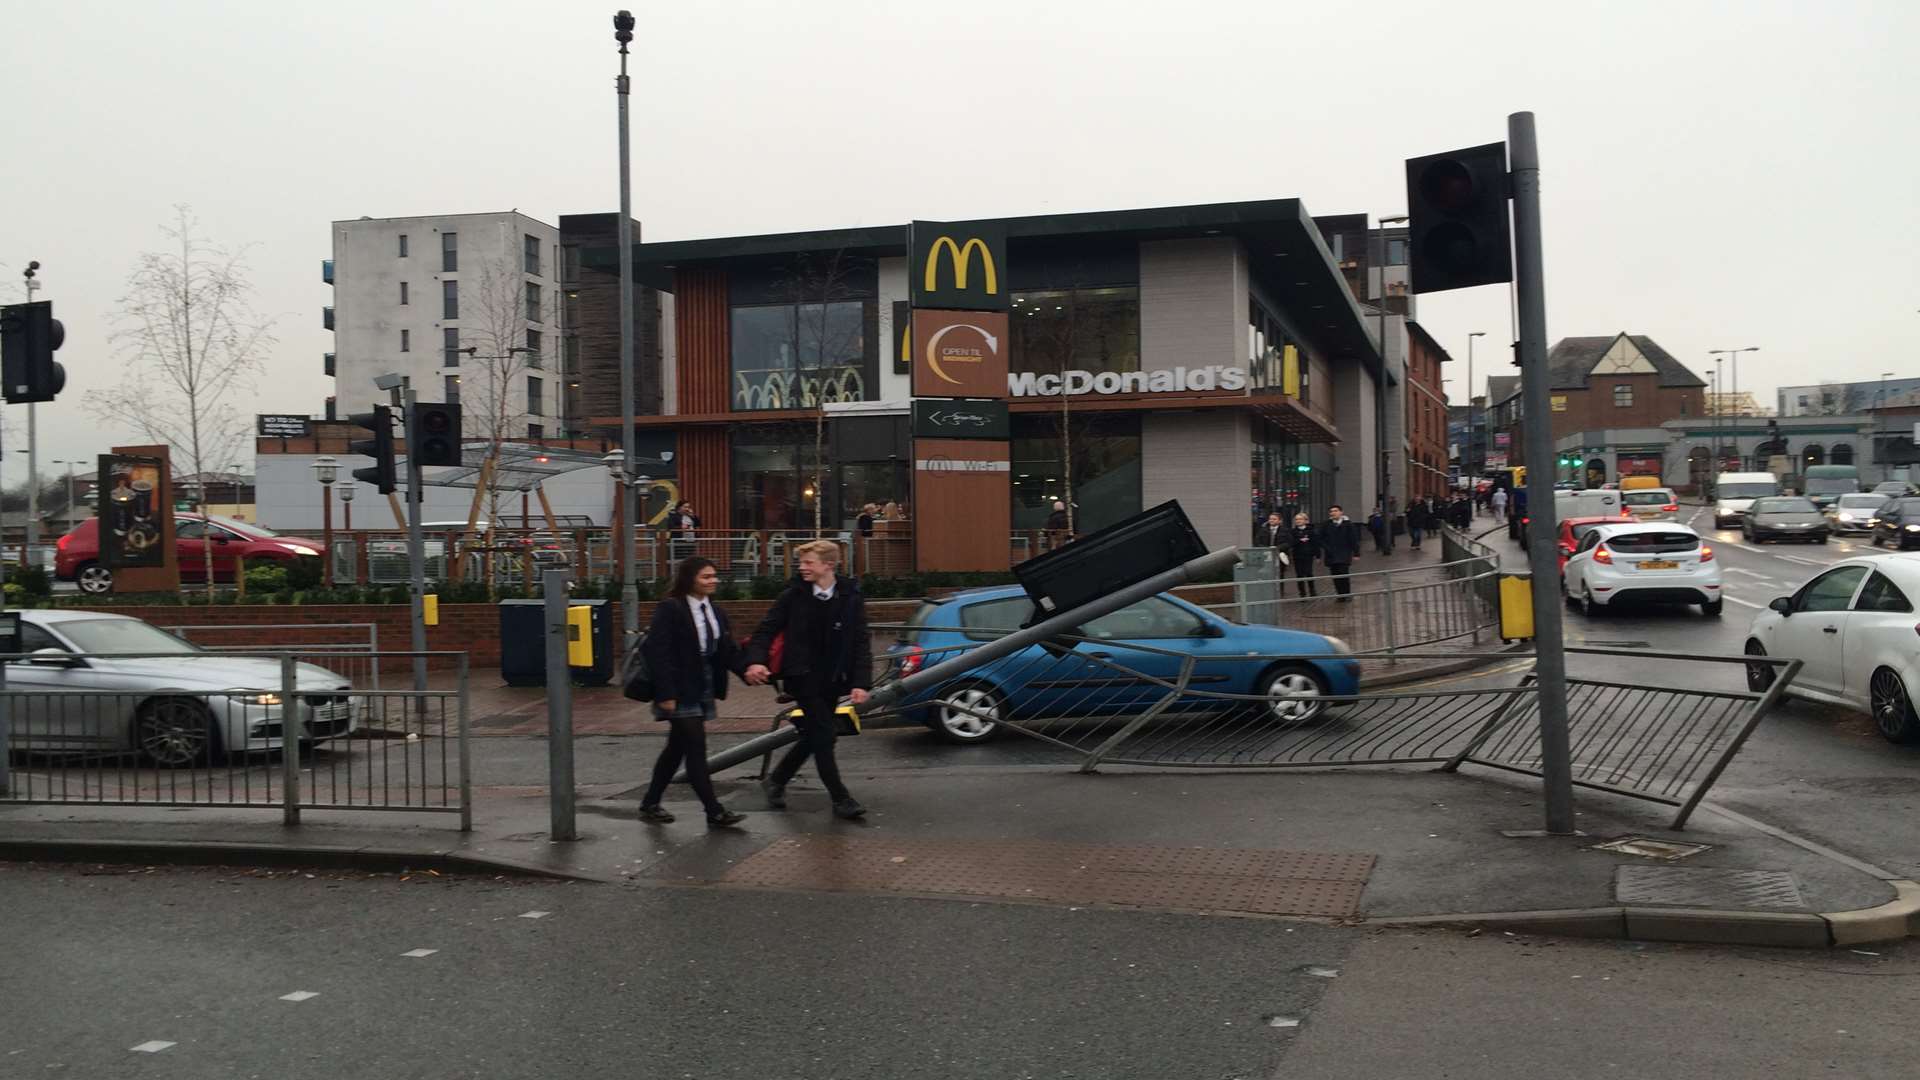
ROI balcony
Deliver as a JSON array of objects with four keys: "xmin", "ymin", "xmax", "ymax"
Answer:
[
  {"xmin": 321, "ymin": 259, "xmax": 334, "ymax": 285},
  {"xmin": 322, "ymin": 306, "xmax": 334, "ymax": 331}
]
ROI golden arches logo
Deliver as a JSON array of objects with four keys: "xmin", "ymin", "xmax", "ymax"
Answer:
[{"xmin": 923, "ymin": 236, "xmax": 998, "ymax": 295}]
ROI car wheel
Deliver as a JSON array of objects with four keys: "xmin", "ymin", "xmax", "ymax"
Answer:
[
  {"xmin": 1744, "ymin": 641, "xmax": 1773, "ymax": 693},
  {"xmin": 1580, "ymin": 585, "xmax": 1604, "ymax": 617},
  {"xmin": 134, "ymin": 697, "xmax": 221, "ymax": 767},
  {"xmin": 1258, "ymin": 664, "xmax": 1331, "ymax": 726},
  {"xmin": 76, "ymin": 562, "xmax": 113, "ymax": 595},
  {"xmin": 1701, "ymin": 597, "xmax": 1723, "ymax": 617},
  {"xmin": 928, "ymin": 682, "xmax": 1005, "ymax": 745},
  {"xmin": 1870, "ymin": 669, "xmax": 1920, "ymax": 745}
]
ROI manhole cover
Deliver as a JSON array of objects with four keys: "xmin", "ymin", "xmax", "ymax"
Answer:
[
  {"xmin": 1592, "ymin": 837, "xmax": 1712, "ymax": 861},
  {"xmin": 1614, "ymin": 866, "xmax": 1806, "ymax": 910}
]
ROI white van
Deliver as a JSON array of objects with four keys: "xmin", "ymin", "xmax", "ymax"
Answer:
[
  {"xmin": 1712, "ymin": 472, "xmax": 1782, "ymax": 528},
  {"xmin": 1555, "ymin": 488, "xmax": 1623, "ymax": 518}
]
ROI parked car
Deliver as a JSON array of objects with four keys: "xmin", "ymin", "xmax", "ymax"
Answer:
[
  {"xmin": 5, "ymin": 610, "xmax": 356, "ymax": 765},
  {"xmin": 883, "ymin": 586, "xmax": 1361, "ymax": 744},
  {"xmin": 1827, "ymin": 493, "xmax": 1891, "ymax": 535},
  {"xmin": 1742, "ymin": 496, "xmax": 1831, "ymax": 544},
  {"xmin": 55, "ymin": 515, "xmax": 325, "ymax": 596},
  {"xmin": 1742, "ymin": 554, "xmax": 1920, "ymax": 742},
  {"xmin": 1869, "ymin": 497, "xmax": 1920, "ymax": 551},
  {"xmin": 1620, "ymin": 488, "xmax": 1680, "ymax": 523},
  {"xmin": 1562, "ymin": 522, "xmax": 1722, "ymax": 617},
  {"xmin": 1555, "ymin": 514, "xmax": 1635, "ymax": 573},
  {"xmin": 1870, "ymin": 481, "xmax": 1916, "ymax": 498}
]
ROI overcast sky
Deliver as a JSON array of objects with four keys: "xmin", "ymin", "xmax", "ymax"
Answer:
[{"xmin": 3, "ymin": 0, "xmax": 1915, "ymax": 489}]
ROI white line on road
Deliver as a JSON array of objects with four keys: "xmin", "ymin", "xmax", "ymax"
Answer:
[
  {"xmin": 280, "ymin": 991, "xmax": 320, "ymax": 1002},
  {"xmin": 1722, "ymin": 595, "xmax": 1765, "ymax": 609},
  {"xmin": 1724, "ymin": 567, "xmax": 1773, "ymax": 579},
  {"xmin": 401, "ymin": 948, "xmax": 439, "ymax": 958},
  {"xmin": 130, "ymin": 1042, "xmax": 176, "ymax": 1054}
]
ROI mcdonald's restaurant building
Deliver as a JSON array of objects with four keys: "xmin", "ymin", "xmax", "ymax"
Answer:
[{"xmin": 591, "ymin": 200, "xmax": 1386, "ymax": 572}]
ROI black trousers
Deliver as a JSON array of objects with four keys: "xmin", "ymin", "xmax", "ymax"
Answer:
[
  {"xmin": 1327, "ymin": 561, "xmax": 1353, "ymax": 597},
  {"xmin": 642, "ymin": 706, "xmax": 724, "ymax": 816},
  {"xmin": 769, "ymin": 692, "xmax": 851, "ymax": 802},
  {"xmin": 1292, "ymin": 557, "xmax": 1317, "ymax": 598}
]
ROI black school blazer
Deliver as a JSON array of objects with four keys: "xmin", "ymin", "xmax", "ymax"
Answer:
[{"xmin": 640, "ymin": 597, "xmax": 746, "ymax": 705}]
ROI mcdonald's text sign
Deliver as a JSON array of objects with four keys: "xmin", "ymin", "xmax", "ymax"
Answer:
[{"xmin": 911, "ymin": 221, "xmax": 1008, "ymax": 311}]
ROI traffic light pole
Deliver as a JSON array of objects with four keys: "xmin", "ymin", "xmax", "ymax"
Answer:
[
  {"xmin": 391, "ymin": 386, "xmax": 429, "ymax": 702},
  {"xmin": 1510, "ymin": 110, "xmax": 1576, "ymax": 835}
]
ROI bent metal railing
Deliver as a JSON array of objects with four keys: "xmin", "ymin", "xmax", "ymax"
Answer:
[
  {"xmin": 0, "ymin": 650, "xmax": 471, "ymax": 829},
  {"xmin": 867, "ymin": 635, "xmax": 1798, "ymax": 830}
]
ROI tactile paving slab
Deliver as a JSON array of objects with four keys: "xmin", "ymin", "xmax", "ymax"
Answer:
[
  {"xmin": 1614, "ymin": 865, "xmax": 1807, "ymax": 910},
  {"xmin": 720, "ymin": 835, "xmax": 1374, "ymax": 917}
]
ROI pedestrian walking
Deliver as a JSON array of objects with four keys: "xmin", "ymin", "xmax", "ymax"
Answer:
[
  {"xmin": 1490, "ymin": 487, "xmax": 1508, "ymax": 522},
  {"xmin": 1369, "ymin": 505, "xmax": 1391, "ymax": 556},
  {"xmin": 1253, "ymin": 510, "xmax": 1288, "ymax": 550},
  {"xmin": 1407, "ymin": 498, "xmax": 1430, "ymax": 551},
  {"xmin": 667, "ymin": 500, "xmax": 700, "ymax": 563},
  {"xmin": 1319, "ymin": 505, "xmax": 1364, "ymax": 601},
  {"xmin": 744, "ymin": 539, "xmax": 872, "ymax": 820},
  {"xmin": 637, "ymin": 558, "xmax": 748, "ymax": 828},
  {"xmin": 1045, "ymin": 500, "xmax": 1072, "ymax": 549},
  {"xmin": 1286, "ymin": 511, "xmax": 1320, "ymax": 598}
]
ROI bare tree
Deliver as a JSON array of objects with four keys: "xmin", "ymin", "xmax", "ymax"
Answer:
[
  {"xmin": 93, "ymin": 206, "xmax": 274, "ymax": 592},
  {"xmin": 455, "ymin": 256, "xmax": 559, "ymax": 526},
  {"xmin": 1023, "ymin": 284, "xmax": 1133, "ymax": 535},
  {"xmin": 777, "ymin": 251, "xmax": 867, "ymax": 534}
]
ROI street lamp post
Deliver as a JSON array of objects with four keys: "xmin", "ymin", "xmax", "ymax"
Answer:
[
  {"xmin": 1376, "ymin": 214, "xmax": 1408, "ymax": 532},
  {"xmin": 1466, "ymin": 330, "xmax": 1486, "ymax": 477},
  {"xmin": 1709, "ymin": 347, "xmax": 1759, "ymax": 469},
  {"xmin": 614, "ymin": 10, "xmax": 641, "ymax": 663},
  {"xmin": 312, "ymin": 456, "xmax": 338, "ymax": 586}
]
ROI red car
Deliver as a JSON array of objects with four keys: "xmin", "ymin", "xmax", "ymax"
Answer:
[
  {"xmin": 1555, "ymin": 514, "xmax": 1635, "ymax": 573},
  {"xmin": 56, "ymin": 514, "xmax": 325, "ymax": 595}
]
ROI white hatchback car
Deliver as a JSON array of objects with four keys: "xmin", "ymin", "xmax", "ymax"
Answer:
[
  {"xmin": 1562, "ymin": 522, "xmax": 1723, "ymax": 617},
  {"xmin": 1742, "ymin": 554, "xmax": 1920, "ymax": 743}
]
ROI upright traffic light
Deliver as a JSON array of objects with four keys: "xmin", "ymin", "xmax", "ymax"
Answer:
[
  {"xmin": 409, "ymin": 402, "xmax": 462, "ymax": 467},
  {"xmin": 0, "ymin": 300, "xmax": 67, "ymax": 403},
  {"xmin": 348, "ymin": 405, "xmax": 396, "ymax": 493},
  {"xmin": 1404, "ymin": 142, "xmax": 1513, "ymax": 294}
]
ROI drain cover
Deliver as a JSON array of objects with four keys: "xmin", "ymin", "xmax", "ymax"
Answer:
[
  {"xmin": 1592, "ymin": 837, "xmax": 1712, "ymax": 861},
  {"xmin": 1614, "ymin": 866, "xmax": 1806, "ymax": 910}
]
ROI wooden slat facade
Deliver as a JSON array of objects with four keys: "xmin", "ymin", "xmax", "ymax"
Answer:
[{"xmin": 675, "ymin": 268, "xmax": 731, "ymax": 416}]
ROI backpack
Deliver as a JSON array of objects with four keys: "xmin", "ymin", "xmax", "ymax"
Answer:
[{"xmin": 621, "ymin": 633, "xmax": 655, "ymax": 702}]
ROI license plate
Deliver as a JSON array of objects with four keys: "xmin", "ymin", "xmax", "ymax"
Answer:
[{"xmin": 1638, "ymin": 559, "xmax": 1679, "ymax": 570}]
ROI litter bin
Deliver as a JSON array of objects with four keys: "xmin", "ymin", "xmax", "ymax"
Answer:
[{"xmin": 498, "ymin": 598, "xmax": 616, "ymax": 687}]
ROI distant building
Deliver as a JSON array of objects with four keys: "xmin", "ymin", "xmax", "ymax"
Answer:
[
  {"xmin": 1704, "ymin": 391, "xmax": 1769, "ymax": 417},
  {"xmin": 1486, "ymin": 334, "xmax": 1706, "ymax": 479},
  {"xmin": 1778, "ymin": 377, "xmax": 1920, "ymax": 418}
]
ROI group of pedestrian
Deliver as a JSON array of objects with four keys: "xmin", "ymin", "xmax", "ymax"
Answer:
[
  {"xmin": 1253, "ymin": 506, "xmax": 1366, "ymax": 600},
  {"xmin": 636, "ymin": 539, "xmax": 871, "ymax": 828}
]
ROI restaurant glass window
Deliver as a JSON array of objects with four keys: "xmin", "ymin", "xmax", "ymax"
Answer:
[
  {"xmin": 731, "ymin": 424, "xmax": 824, "ymax": 532},
  {"xmin": 729, "ymin": 301, "xmax": 872, "ymax": 410},
  {"xmin": 1251, "ymin": 420, "xmax": 1334, "ymax": 523},
  {"xmin": 1010, "ymin": 414, "xmax": 1141, "ymax": 533},
  {"xmin": 1008, "ymin": 287, "xmax": 1139, "ymax": 377}
]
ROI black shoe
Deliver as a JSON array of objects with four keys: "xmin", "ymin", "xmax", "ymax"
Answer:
[
  {"xmin": 639, "ymin": 804, "xmax": 675, "ymax": 823},
  {"xmin": 832, "ymin": 798, "xmax": 867, "ymax": 820},
  {"xmin": 706, "ymin": 809, "xmax": 746, "ymax": 828},
  {"xmin": 761, "ymin": 778, "xmax": 787, "ymax": 809}
]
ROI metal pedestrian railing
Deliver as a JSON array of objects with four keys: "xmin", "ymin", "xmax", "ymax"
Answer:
[
  {"xmin": 0, "ymin": 650, "xmax": 471, "ymax": 829},
  {"xmin": 163, "ymin": 622, "xmax": 383, "ymax": 691},
  {"xmin": 868, "ymin": 633, "xmax": 1799, "ymax": 830}
]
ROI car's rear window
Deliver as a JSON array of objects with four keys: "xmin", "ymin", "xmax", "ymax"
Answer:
[
  {"xmin": 1569, "ymin": 522, "xmax": 1619, "ymax": 543},
  {"xmin": 1622, "ymin": 491, "xmax": 1672, "ymax": 506},
  {"xmin": 1752, "ymin": 498, "xmax": 1816, "ymax": 514},
  {"xmin": 1900, "ymin": 499, "xmax": 1920, "ymax": 516},
  {"xmin": 956, "ymin": 596, "xmax": 1032, "ymax": 642},
  {"xmin": 1605, "ymin": 531, "xmax": 1700, "ymax": 553},
  {"xmin": 1838, "ymin": 494, "xmax": 1889, "ymax": 508}
]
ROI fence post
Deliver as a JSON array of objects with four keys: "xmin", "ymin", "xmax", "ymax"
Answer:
[
  {"xmin": 280, "ymin": 654, "xmax": 301, "ymax": 826},
  {"xmin": 457, "ymin": 651, "xmax": 473, "ymax": 832},
  {"xmin": 1381, "ymin": 569, "xmax": 1399, "ymax": 662},
  {"xmin": 543, "ymin": 569, "xmax": 577, "ymax": 842},
  {"xmin": 0, "ymin": 642, "xmax": 11, "ymax": 796}
]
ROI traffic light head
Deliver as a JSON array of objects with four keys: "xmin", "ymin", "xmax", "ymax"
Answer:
[
  {"xmin": 1405, "ymin": 142, "xmax": 1513, "ymax": 294},
  {"xmin": 410, "ymin": 402, "xmax": 462, "ymax": 467},
  {"xmin": 0, "ymin": 301, "xmax": 67, "ymax": 404},
  {"xmin": 348, "ymin": 405, "xmax": 397, "ymax": 494}
]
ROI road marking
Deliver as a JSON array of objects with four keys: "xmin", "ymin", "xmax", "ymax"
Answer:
[
  {"xmin": 130, "ymin": 1042, "xmax": 176, "ymax": 1054},
  {"xmin": 518, "ymin": 910, "xmax": 551, "ymax": 919},
  {"xmin": 401, "ymin": 948, "xmax": 439, "ymax": 958},
  {"xmin": 279, "ymin": 991, "xmax": 319, "ymax": 1002},
  {"xmin": 1722, "ymin": 595, "xmax": 1765, "ymax": 609},
  {"xmin": 1724, "ymin": 567, "xmax": 1773, "ymax": 579}
]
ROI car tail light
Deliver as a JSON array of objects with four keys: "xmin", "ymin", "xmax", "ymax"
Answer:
[
  {"xmin": 898, "ymin": 650, "xmax": 924, "ymax": 677},
  {"xmin": 1699, "ymin": 544, "xmax": 1715, "ymax": 563},
  {"xmin": 56, "ymin": 533, "xmax": 69, "ymax": 552},
  {"xmin": 1593, "ymin": 545, "xmax": 1613, "ymax": 564},
  {"xmin": 1662, "ymin": 503, "xmax": 1678, "ymax": 512}
]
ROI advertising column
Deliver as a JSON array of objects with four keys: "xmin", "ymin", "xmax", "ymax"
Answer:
[{"xmin": 909, "ymin": 221, "xmax": 1011, "ymax": 571}]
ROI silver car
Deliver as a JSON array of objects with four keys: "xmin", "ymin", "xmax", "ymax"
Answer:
[{"xmin": 6, "ymin": 611, "xmax": 356, "ymax": 767}]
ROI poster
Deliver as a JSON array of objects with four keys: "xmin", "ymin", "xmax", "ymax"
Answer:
[{"xmin": 98, "ymin": 454, "xmax": 165, "ymax": 569}]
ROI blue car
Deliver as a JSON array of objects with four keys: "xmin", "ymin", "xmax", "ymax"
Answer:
[{"xmin": 885, "ymin": 585, "xmax": 1361, "ymax": 744}]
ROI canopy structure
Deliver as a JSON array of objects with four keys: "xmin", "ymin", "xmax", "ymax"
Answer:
[{"xmin": 413, "ymin": 442, "xmax": 673, "ymax": 492}]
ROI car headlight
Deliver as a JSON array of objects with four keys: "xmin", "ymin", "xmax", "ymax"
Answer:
[
  {"xmin": 1907, "ymin": 525, "xmax": 1920, "ymax": 532},
  {"xmin": 1837, "ymin": 513, "xmax": 1854, "ymax": 521},
  {"xmin": 1323, "ymin": 636, "xmax": 1354, "ymax": 654},
  {"xmin": 235, "ymin": 692, "xmax": 283, "ymax": 706}
]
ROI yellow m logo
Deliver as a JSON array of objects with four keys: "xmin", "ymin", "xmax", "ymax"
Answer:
[{"xmin": 923, "ymin": 236, "xmax": 998, "ymax": 295}]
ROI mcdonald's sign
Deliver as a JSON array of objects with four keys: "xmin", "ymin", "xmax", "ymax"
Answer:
[{"xmin": 910, "ymin": 220, "xmax": 1009, "ymax": 312}]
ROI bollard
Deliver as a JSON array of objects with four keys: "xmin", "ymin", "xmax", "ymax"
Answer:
[
  {"xmin": 1381, "ymin": 569, "xmax": 1399, "ymax": 662},
  {"xmin": 544, "ymin": 569, "xmax": 577, "ymax": 842}
]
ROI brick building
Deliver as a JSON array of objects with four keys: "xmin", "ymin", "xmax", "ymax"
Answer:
[
  {"xmin": 1489, "ymin": 334, "xmax": 1705, "ymax": 479},
  {"xmin": 1404, "ymin": 321, "xmax": 1452, "ymax": 500}
]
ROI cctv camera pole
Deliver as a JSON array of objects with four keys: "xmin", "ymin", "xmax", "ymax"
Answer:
[
  {"xmin": 1511, "ymin": 111, "xmax": 1575, "ymax": 835},
  {"xmin": 613, "ymin": 10, "xmax": 641, "ymax": 663}
]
